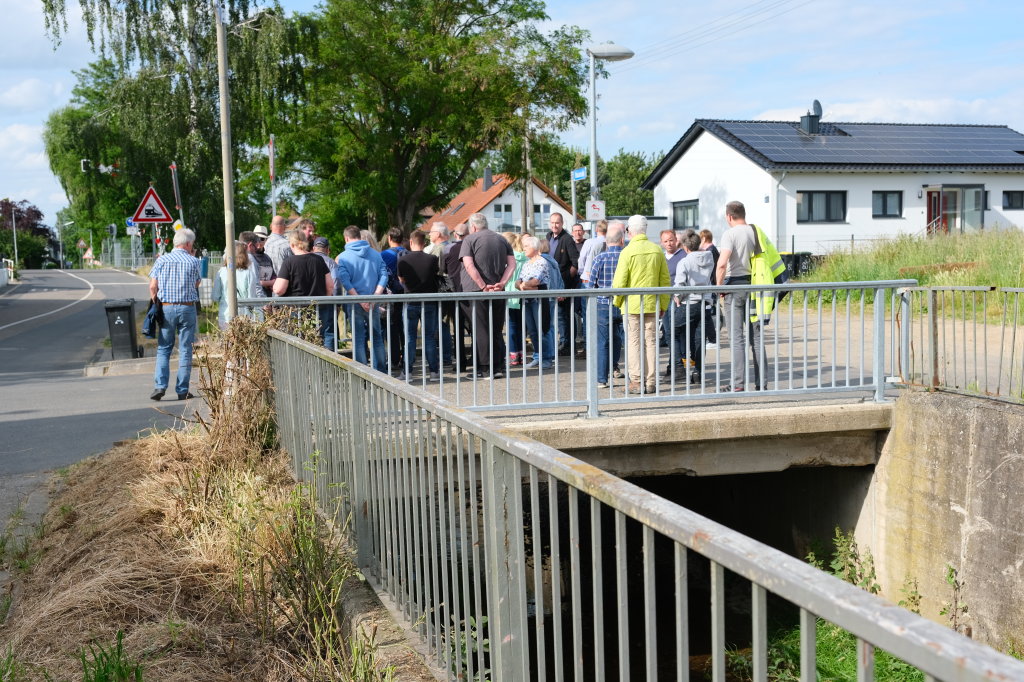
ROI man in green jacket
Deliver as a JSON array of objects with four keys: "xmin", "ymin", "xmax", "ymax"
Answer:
[{"xmin": 612, "ymin": 215, "xmax": 671, "ymax": 394}]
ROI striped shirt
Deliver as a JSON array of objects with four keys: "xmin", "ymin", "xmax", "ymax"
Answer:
[
  {"xmin": 264, "ymin": 233, "xmax": 292, "ymax": 273},
  {"xmin": 586, "ymin": 245, "xmax": 623, "ymax": 306},
  {"xmin": 150, "ymin": 247, "xmax": 201, "ymax": 303}
]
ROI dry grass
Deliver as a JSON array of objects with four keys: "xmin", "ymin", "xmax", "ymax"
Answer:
[{"xmin": 0, "ymin": 315, "xmax": 397, "ymax": 681}]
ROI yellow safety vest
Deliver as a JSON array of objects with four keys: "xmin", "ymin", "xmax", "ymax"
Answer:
[{"xmin": 749, "ymin": 224, "xmax": 787, "ymax": 323}]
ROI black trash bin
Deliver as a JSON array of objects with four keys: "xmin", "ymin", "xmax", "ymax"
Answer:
[{"xmin": 104, "ymin": 298, "xmax": 143, "ymax": 360}]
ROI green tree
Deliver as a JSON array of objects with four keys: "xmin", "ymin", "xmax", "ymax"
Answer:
[
  {"xmin": 0, "ymin": 199, "xmax": 52, "ymax": 268},
  {"xmin": 41, "ymin": 1, "xmax": 296, "ymax": 248},
  {"xmin": 600, "ymin": 149, "xmax": 658, "ymax": 216},
  {"xmin": 286, "ymin": 0, "xmax": 590, "ymax": 234}
]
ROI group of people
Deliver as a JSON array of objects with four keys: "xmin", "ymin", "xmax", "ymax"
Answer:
[{"xmin": 149, "ymin": 200, "xmax": 778, "ymax": 400}]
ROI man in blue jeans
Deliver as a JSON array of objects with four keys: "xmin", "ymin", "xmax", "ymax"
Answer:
[
  {"xmin": 337, "ymin": 225, "xmax": 389, "ymax": 371},
  {"xmin": 586, "ymin": 221, "xmax": 626, "ymax": 388},
  {"xmin": 397, "ymin": 230, "xmax": 441, "ymax": 381},
  {"xmin": 149, "ymin": 228, "xmax": 201, "ymax": 401}
]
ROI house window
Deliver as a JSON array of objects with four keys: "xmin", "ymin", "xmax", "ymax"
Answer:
[
  {"xmin": 1003, "ymin": 191, "xmax": 1024, "ymax": 210},
  {"xmin": 533, "ymin": 203, "xmax": 551, "ymax": 227},
  {"xmin": 493, "ymin": 203, "xmax": 513, "ymax": 222},
  {"xmin": 672, "ymin": 200, "xmax": 699, "ymax": 229},
  {"xmin": 872, "ymin": 191, "xmax": 902, "ymax": 218},
  {"xmin": 797, "ymin": 191, "xmax": 846, "ymax": 222}
]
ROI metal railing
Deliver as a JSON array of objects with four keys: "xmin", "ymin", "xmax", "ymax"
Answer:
[
  {"xmin": 268, "ymin": 329, "xmax": 1024, "ymax": 681},
  {"xmin": 899, "ymin": 286, "xmax": 1024, "ymax": 402},
  {"xmin": 244, "ymin": 280, "xmax": 915, "ymax": 415}
]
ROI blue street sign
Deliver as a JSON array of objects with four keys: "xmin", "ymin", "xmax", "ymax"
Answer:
[
  {"xmin": 571, "ymin": 167, "xmax": 587, "ymax": 181},
  {"xmin": 126, "ymin": 218, "xmax": 135, "ymax": 227}
]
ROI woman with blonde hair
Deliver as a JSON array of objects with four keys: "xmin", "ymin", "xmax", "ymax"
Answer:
[{"xmin": 212, "ymin": 241, "xmax": 263, "ymax": 328}]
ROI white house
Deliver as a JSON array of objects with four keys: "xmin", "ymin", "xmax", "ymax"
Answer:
[
  {"xmin": 421, "ymin": 172, "xmax": 578, "ymax": 234},
  {"xmin": 641, "ymin": 110, "xmax": 1024, "ymax": 253}
]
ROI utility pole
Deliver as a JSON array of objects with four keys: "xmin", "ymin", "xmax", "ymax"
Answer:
[
  {"xmin": 213, "ymin": 0, "xmax": 237, "ymax": 321},
  {"xmin": 8, "ymin": 202, "xmax": 17, "ymax": 268}
]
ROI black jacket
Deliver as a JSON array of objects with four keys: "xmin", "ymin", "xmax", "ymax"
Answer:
[{"xmin": 547, "ymin": 230, "xmax": 579, "ymax": 288}]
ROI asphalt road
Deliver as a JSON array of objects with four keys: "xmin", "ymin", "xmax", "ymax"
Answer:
[{"xmin": 0, "ymin": 269, "xmax": 191, "ymax": 481}]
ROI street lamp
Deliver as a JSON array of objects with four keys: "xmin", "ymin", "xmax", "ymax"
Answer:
[
  {"xmin": 587, "ymin": 43, "xmax": 634, "ymax": 201},
  {"xmin": 59, "ymin": 221, "xmax": 74, "ymax": 268}
]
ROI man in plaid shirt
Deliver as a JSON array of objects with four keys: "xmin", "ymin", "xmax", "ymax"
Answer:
[
  {"xmin": 586, "ymin": 221, "xmax": 626, "ymax": 388},
  {"xmin": 148, "ymin": 228, "xmax": 202, "ymax": 401}
]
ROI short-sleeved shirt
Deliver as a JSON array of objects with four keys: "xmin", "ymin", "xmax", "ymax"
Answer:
[
  {"xmin": 397, "ymin": 251, "xmax": 440, "ymax": 294},
  {"xmin": 263, "ymin": 232, "xmax": 292, "ymax": 273},
  {"xmin": 276, "ymin": 252, "xmax": 331, "ymax": 297},
  {"xmin": 150, "ymin": 247, "xmax": 201, "ymax": 303},
  {"xmin": 460, "ymin": 230, "xmax": 513, "ymax": 291},
  {"xmin": 719, "ymin": 224, "xmax": 758, "ymax": 279},
  {"xmin": 518, "ymin": 257, "xmax": 549, "ymax": 286}
]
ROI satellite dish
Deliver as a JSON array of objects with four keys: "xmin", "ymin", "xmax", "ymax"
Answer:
[{"xmin": 812, "ymin": 100, "xmax": 823, "ymax": 118}]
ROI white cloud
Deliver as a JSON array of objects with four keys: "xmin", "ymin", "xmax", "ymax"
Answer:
[{"xmin": 0, "ymin": 79, "xmax": 67, "ymax": 114}]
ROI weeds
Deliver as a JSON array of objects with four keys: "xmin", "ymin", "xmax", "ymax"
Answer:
[
  {"xmin": 940, "ymin": 564, "xmax": 969, "ymax": 634},
  {"xmin": 0, "ymin": 646, "xmax": 25, "ymax": 681},
  {"xmin": 898, "ymin": 575, "xmax": 922, "ymax": 614},
  {"xmin": 79, "ymin": 631, "xmax": 142, "ymax": 682}
]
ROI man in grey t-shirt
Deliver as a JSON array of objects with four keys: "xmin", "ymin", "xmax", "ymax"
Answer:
[
  {"xmin": 715, "ymin": 200, "xmax": 770, "ymax": 391},
  {"xmin": 459, "ymin": 212, "xmax": 515, "ymax": 377}
]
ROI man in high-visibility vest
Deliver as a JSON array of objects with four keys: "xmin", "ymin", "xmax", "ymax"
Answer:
[{"xmin": 715, "ymin": 201, "xmax": 772, "ymax": 392}]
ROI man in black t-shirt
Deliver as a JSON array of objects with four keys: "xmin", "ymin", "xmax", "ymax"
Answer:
[
  {"xmin": 396, "ymin": 231, "xmax": 440, "ymax": 380},
  {"xmin": 273, "ymin": 231, "xmax": 333, "ymax": 298}
]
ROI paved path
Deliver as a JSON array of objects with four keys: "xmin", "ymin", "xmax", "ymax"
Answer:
[{"xmin": 0, "ymin": 269, "xmax": 195, "ymax": 533}]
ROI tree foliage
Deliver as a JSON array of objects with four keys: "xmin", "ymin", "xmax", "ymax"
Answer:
[
  {"xmin": 285, "ymin": 0, "xmax": 590, "ymax": 234},
  {"xmin": 0, "ymin": 199, "xmax": 51, "ymax": 268},
  {"xmin": 599, "ymin": 148, "xmax": 657, "ymax": 217},
  {"xmin": 41, "ymin": 1, "xmax": 297, "ymax": 249}
]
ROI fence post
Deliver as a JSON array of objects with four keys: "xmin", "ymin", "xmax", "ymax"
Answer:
[
  {"xmin": 481, "ymin": 442, "xmax": 530, "ymax": 680},
  {"xmin": 586, "ymin": 295, "xmax": 600, "ymax": 418},
  {"xmin": 873, "ymin": 287, "xmax": 887, "ymax": 402},
  {"xmin": 899, "ymin": 288, "xmax": 911, "ymax": 384},
  {"xmin": 927, "ymin": 288, "xmax": 939, "ymax": 388}
]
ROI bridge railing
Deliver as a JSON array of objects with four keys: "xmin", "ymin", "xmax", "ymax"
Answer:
[
  {"xmin": 268, "ymin": 329, "xmax": 1024, "ymax": 681},
  {"xmin": 245, "ymin": 279, "xmax": 916, "ymax": 414},
  {"xmin": 899, "ymin": 286, "xmax": 1024, "ymax": 403}
]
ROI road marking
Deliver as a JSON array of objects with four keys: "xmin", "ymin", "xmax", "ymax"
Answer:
[{"xmin": 0, "ymin": 271, "xmax": 96, "ymax": 332}]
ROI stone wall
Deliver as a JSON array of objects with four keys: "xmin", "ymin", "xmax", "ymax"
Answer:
[{"xmin": 859, "ymin": 391, "xmax": 1024, "ymax": 649}]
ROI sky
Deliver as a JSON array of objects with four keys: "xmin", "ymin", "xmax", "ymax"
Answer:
[{"xmin": 4, "ymin": 0, "xmax": 1024, "ymax": 228}]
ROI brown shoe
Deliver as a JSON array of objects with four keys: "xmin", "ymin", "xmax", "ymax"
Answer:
[
  {"xmin": 645, "ymin": 384, "xmax": 656, "ymax": 394},
  {"xmin": 627, "ymin": 381, "xmax": 643, "ymax": 394}
]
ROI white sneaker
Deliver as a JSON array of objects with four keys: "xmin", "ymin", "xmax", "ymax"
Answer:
[
  {"xmin": 706, "ymin": 342, "xmax": 718, "ymax": 350},
  {"xmin": 428, "ymin": 371, "xmax": 440, "ymax": 380}
]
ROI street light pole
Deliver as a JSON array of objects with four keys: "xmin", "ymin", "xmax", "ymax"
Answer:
[
  {"xmin": 213, "ymin": 0, "xmax": 237, "ymax": 321},
  {"xmin": 9, "ymin": 202, "xmax": 17, "ymax": 269},
  {"xmin": 586, "ymin": 43, "xmax": 634, "ymax": 201},
  {"xmin": 60, "ymin": 221, "xmax": 74, "ymax": 269}
]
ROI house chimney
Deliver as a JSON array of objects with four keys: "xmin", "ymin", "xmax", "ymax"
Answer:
[
  {"xmin": 483, "ymin": 167, "xmax": 493, "ymax": 192},
  {"xmin": 800, "ymin": 112, "xmax": 820, "ymax": 134},
  {"xmin": 800, "ymin": 99, "xmax": 823, "ymax": 134}
]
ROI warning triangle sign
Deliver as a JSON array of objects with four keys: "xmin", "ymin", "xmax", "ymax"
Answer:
[{"xmin": 132, "ymin": 187, "xmax": 173, "ymax": 223}]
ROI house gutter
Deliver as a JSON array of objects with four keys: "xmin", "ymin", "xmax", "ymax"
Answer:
[{"xmin": 774, "ymin": 171, "xmax": 788, "ymax": 250}]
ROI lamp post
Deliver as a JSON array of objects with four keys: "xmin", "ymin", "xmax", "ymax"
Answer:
[
  {"xmin": 59, "ymin": 221, "xmax": 74, "ymax": 268},
  {"xmin": 5, "ymin": 200, "xmax": 17, "ymax": 268},
  {"xmin": 587, "ymin": 43, "xmax": 634, "ymax": 201}
]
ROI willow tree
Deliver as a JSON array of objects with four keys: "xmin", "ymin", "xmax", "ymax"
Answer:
[
  {"xmin": 286, "ymin": 0, "xmax": 590, "ymax": 233},
  {"xmin": 41, "ymin": 0, "xmax": 299, "ymax": 246}
]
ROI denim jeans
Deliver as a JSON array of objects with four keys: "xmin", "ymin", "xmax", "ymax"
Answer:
[
  {"xmin": 670, "ymin": 301, "xmax": 704, "ymax": 374},
  {"xmin": 595, "ymin": 304, "xmax": 623, "ymax": 383},
  {"xmin": 154, "ymin": 303, "xmax": 197, "ymax": 395},
  {"xmin": 524, "ymin": 298, "xmax": 555, "ymax": 364},
  {"xmin": 508, "ymin": 306, "xmax": 523, "ymax": 355},
  {"xmin": 403, "ymin": 302, "xmax": 440, "ymax": 373},
  {"xmin": 318, "ymin": 303, "xmax": 336, "ymax": 351},
  {"xmin": 348, "ymin": 304, "xmax": 387, "ymax": 372}
]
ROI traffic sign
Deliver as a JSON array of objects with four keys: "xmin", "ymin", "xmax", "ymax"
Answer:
[
  {"xmin": 571, "ymin": 167, "xmax": 587, "ymax": 182},
  {"xmin": 132, "ymin": 187, "xmax": 173, "ymax": 223},
  {"xmin": 76, "ymin": 239, "xmax": 87, "ymax": 249},
  {"xmin": 585, "ymin": 200, "xmax": 606, "ymax": 221},
  {"xmin": 126, "ymin": 218, "xmax": 135, "ymax": 227}
]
